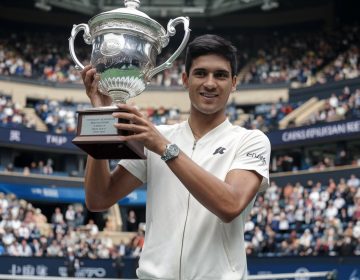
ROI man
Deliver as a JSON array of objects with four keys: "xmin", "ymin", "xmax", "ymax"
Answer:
[
  {"xmin": 64, "ymin": 248, "xmax": 79, "ymax": 277},
  {"xmin": 82, "ymin": 34, "xmax": 271, "ymax": 279},
  {"xmin": 112, "ymin": 250, "xmax": 125, "ymax": 278}
]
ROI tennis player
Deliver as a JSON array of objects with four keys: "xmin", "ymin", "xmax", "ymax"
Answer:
[{"xmin": 82, "ymin": 34, "xmax": 271, "ymax": 280}]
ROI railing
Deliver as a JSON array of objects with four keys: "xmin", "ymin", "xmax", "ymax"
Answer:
[
  {"xmin": 0, "ymin": 270, "xmax": 337, "ymax": 280},
  {"xmin": 248, "ymin": 270, "xmax": 337, "ymax": 279}
]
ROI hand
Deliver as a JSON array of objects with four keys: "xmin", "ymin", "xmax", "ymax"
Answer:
[
  {"xmin": 80, "ymin": 65, "xmax": 112, "ymax": 107},
  {"xmin": 112, "ymin": 104, "xmax": 169, "ymax": 155}
]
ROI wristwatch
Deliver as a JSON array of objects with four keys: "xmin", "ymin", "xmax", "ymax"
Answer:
[{"xmin": 161, "ymin": 143, "xmax": 180, "ymax": 162}]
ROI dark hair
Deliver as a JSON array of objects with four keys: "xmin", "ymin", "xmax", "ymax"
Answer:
[{"xmin": 184, "ymin": 34, "xmax": 238, "ymax": 77}]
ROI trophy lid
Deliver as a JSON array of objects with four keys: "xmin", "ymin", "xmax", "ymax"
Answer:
[
  {"xmin": 88, "ymin": 0, "xmax": 166, "ymax": 37},
  {"xmin": 106, "ymin": 0, "xmax": 149, "ymax": 19}
]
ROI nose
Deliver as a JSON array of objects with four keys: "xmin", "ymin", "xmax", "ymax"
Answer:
[{"xmin": 203, "ymin": 74, "xmax": 217, "ymax": 90}]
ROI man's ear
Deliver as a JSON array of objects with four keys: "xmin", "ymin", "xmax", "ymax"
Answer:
[
  {"xmin": 182, "ymin": 72, "xmax": 189, "ymax": 89},
  {"xmin": 232, "ymin": 75, "xmax": 237, "ymax": 92}
]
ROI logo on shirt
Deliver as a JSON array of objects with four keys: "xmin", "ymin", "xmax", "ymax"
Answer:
[
  {"xmin": 246, "ymin": 152, "xmax": 266, "ymax": 165},
  {"xmin": 213, "ymin": 147, "xmax": 226, "ymax": 155}
]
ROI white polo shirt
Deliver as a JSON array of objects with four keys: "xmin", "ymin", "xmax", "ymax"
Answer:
[{"xmin": 119, "ymin": 119, "xmax": 271, "ymax": 280}]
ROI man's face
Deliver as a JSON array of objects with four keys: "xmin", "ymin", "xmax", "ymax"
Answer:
[{"xmin": 182, "ymin": 54, "xmax": 236, "ymax": 117}]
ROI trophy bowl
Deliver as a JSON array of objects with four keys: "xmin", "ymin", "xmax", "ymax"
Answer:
[{"xmin": 69, "ymin": 0, "xmax": 190, "ymax": 159}]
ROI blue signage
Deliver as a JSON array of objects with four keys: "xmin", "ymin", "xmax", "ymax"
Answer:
[
  {"xmin": 0, "ymin": 182, "xmax": 146, "ymax": 205},
  {"xmin": 0, "ymin": 126, "xmax": 78, "ymax": 151},
  {"xmin": 267, "ymin": 118, "xmax": 360, "ymax": 149}
]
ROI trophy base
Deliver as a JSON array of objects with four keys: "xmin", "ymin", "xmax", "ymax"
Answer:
[{"xmin": 73, "ymin": 107, "xmax": 146, "ymax": 160}]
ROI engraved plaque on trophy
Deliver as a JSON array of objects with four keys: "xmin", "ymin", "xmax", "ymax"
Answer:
[{"xmin": 69, "ymin": 0, "xmax": 190, "ymax": 159}]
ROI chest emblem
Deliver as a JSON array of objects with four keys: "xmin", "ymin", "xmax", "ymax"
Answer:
[{"xmin": 213, "ymin": 147, "xmax": 226, "ymax": 155}]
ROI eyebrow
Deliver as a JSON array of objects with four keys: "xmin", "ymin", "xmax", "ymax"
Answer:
[{"xmin": 192, "ymin": 68, "xmax": 231, "ymax": 74}]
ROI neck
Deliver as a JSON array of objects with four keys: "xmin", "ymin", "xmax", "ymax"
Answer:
[{"xmin": 188, "ymin": 110, "xmax": 226, "ymax": 140}]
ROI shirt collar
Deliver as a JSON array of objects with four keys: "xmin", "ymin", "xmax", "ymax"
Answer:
[{"xmin": 184, "ymin": 118, "xmax": 232, "ymax": 143}]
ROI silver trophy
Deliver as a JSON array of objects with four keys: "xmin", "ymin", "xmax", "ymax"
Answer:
[{"xmin": 68, "ymin": 0, "xmax": 190, "ymax": 159}]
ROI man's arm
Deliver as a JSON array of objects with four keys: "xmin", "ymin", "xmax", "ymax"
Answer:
[
  {"xmin": 84, "ymin": 157, "xmax": 143, "ymax": 212},
  {"xmin": 113, "ymin": 105, "xmax": 269, "ymax": 223},
  {"xmin": 80, "ymin": 66, "xmax": 143, "ymax": 212},
  {"xmin": 166, "ymin": 155, "xmax": 263, "ymax": 223},
  {"xmin": 115, "ymin": 158, "xmax": 260, "ymax": 224}
]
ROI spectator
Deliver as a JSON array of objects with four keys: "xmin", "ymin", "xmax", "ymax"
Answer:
[
  {"xmin": 126, "ymin": 210, "xmax": 138, "ymax": 232},
  {"xmin": 65, "ymin": 248, "xmax": 80, "ymax": 277},
  {"xmin": 18, "ymin": 239, "xmax": 33, "ymax": 257},
  {"xmin": 347, "ymin": 174, "xmax": 360, "ymax": 188},
  {"xmin": 86, "ymin": 219, "xmax": 99, "ymax": 236},
  {"xmin": 112, "ymin": 250, "xmax": 125, "ymax": 278},
  {"xmin": 65, "ymin": 205, "xmax": 76, "ymax": 228},
  {"xmin": 51, "ymin": 207, "xmax": 64, "ymax": 224}
]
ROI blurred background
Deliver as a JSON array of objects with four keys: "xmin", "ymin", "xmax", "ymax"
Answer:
[{"xmin": 0, "ymin": 0, "xmax": 359, "ymax": 278}]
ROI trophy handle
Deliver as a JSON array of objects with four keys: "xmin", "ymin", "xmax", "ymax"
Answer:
[
  {"xmin": 146, "ymin": 16, "xmax": 191, "ymax": 81},
  {"xmin": 69, "ymin": 23, "xmax": 92, "ymax": 70}
]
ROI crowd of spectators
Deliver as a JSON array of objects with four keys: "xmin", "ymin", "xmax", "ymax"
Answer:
[
  {"xmin": 3, "ymin": 84, "xmax": 356, "ymax": 136},
  {"xmin": 1, "ymin": 24, "xmax": 360, "ymax": 136},
  {"xmin": 316, "ymin": 39, "xmax": 360, "ymax": 86},
  {"xmin": 32, "ymin": 98, "xmax": 183, "ymax": 134},
  {"xmin": 0, "ymin": 93, "xmax": 36, "ymax": 129},
  {"xmin": 0, "ymin": 32, "xmax": 84, "ymax": 84},
  {"xmin": 305, "ymin": 86, "xmax": 360, "ymax": 126},
  {"xmin": 33, "ymin": 98, "xmax": 89, "ymax": 134},
  {"xmin": 1, "ymin": 172, "xmax": 359, "ymax": 259},
  {"xmin": 1, "ymin": 24, "xmax": 359, "ymax": 88},
  {"xmin": 243, "ymin": 85, "xmax": 360, "ymax": 133},
  {"xmin": 239, "ymin": 25, "xmax": 360, "ymax": 87},
  {"xmin": 0, "ymin": 31, "xmax": 184, "ymax": 87},
  {"xmin": 271, "ymin": 150, "xmax": 360, "ymax": 174},
  {"xmin": 242, "ymin": 97, "xmax": 297, "ymax": 132},
  {"xmin": 0, "ymin": 193, "xmax": 144, "ymax": 259},
  {"xmin": 2, "ymin": 158, "xmax": 57, "ymax": 177},
  {"xmin": 2, "ymin": 83, "xmax": 358, "ymax": 137},
  {"xmin": 246, "ymin": 175, "xmax": 360, "ymax": 256}
]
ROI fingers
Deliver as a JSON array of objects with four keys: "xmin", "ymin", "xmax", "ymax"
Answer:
[
  {"xmin": 92, "ymin": 73, "xmax": 100, "ymax": 88},
  {"xmin": 117, "ymin": 133, "xmax": 143, "ymax": 142},
  {"xmin": 114, "ymin": 122, "xmax": 147, "ymax": 134},
  {"xmin": 112, "ymin": 110, "xmax": 146, "ymax": 125},
  {"xmin": 80, "ymin": 65, "xmax": 98, "ymax": 92},
  {"xmin": 84, "ymin": 68, "xmax": 97, "ymax": 88},
  {"xmin": 115, "ymin": 103, "xmax": 143, "ymax": 117},
  {"xmin": 80, "ymin": 65, "xmax": 92, "ymax": 82},
  {"xmin": 112, "ymin": 110, "xmax": 151, "ymax": 139}
]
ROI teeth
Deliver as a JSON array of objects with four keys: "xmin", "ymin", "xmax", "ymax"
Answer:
[{"xmin": 201, "ymin": 93, "xmax": 217, "ymax": 97}]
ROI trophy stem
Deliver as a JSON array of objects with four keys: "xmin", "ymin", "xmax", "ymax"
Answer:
[{"xmin": 109, "ymin": 90, "xmax": 130, "ymax": 104}]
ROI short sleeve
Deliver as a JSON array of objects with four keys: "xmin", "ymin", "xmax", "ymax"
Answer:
[
  {"xmin": 230, "ymin": 130, "xmax": 271, "ymax": 192},
  {"xmin": 118, "ymin": 149, "xmax": 148, "ymax": 183}
]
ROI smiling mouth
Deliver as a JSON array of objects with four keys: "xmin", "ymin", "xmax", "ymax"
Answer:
[{"xmin": 200, "ymin": 92, "xmax": 218, "ymax": 98}]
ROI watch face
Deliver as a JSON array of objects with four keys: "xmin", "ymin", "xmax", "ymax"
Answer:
[
  {"xmin": 168, "ymin": 144, "xmax": 178, "ymax": 156},
  {"xmin": 162, "ymin": 144, "xmax": 179, "ymax": 161}
]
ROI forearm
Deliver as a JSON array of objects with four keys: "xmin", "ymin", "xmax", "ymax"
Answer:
[
  {"xmin": 84, "ymin": 156, "xmax": 143, "ymax": 211},
  {"xmin": 84, "ymin": 156, "xmax": 112, "ymax": 210},
  {"xmin": 166, "ymin": 151, "xmax": 257, "ymax": 222}
]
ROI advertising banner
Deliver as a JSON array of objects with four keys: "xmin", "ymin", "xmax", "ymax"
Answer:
[
  {"xmin": 0, "ymin": 256, "xmax": 358, "ymax": 279},
  {"xmin": 267, "ymin": 118, "xmax": 360, "ymax": 149}
]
